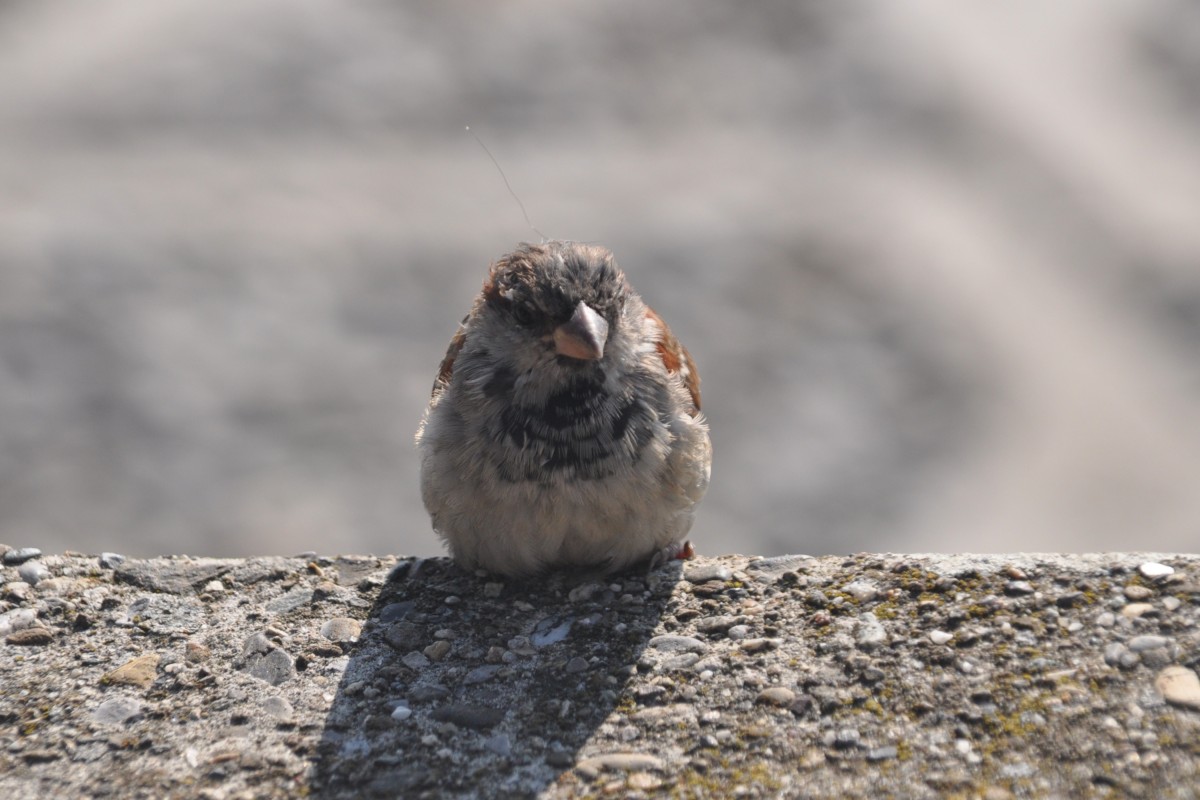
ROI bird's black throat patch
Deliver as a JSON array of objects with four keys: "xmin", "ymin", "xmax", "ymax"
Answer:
[{"xmin": 486, "ymin": 372, "xmax": 658, "ymax": 484}]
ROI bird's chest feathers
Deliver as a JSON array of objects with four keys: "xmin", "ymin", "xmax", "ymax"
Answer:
[{"xmin": 466, "ymin": 363, "xmax": 666, "ymax": 484}]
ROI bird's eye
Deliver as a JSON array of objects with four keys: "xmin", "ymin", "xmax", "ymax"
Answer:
[{"xmin": 511, "ymin": 303, "xmax": 536, "ymax": 327}]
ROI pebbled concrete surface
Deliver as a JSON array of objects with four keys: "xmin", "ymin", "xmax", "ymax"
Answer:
[{"xmin": 2, "ymin": 549, "xmax": 1198, "ymax": 798}]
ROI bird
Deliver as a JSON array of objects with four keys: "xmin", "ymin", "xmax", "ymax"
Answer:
[{"xmin": 416, "ymin": 240, "xmax": 711, "ymax": 578}]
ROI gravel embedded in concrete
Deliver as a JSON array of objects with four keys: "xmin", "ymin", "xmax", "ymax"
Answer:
[{"xmin": 0, "ymin": 552, "xmax": 1197, "ymax": 798}]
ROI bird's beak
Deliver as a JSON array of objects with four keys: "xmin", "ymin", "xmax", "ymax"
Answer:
[{"xmin": 553, "ymin": 302, "xmax": 609, "ymax": 361}]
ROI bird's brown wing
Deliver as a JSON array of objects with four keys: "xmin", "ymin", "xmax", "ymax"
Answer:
[
  {"xmin": 645, "ymin": 307, "xmax": 701, "ymax": 416},
  {"xmin": 432, "ymin": 320, "xmax": 468, "ymax": 398}
]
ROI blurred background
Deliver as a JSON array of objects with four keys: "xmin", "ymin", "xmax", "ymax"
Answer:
[{"xmin": 2, "ymin": 0, "xmax": 1199, "ymax": 559}]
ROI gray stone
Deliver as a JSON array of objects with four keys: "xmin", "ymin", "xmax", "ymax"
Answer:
[
  {"xmin": 114, "ymin": 558, "xmax": 230, "ymax": 595},
  {"xmin": 867, "ymin": 745, "xmax": 898, "ymax": 761},
  {"xmin": 238, "ymin": 633, "xmax": 295, "ymax": 685},
  {"xmin": 263, "ymin": 695, "xmax": 295, "ymax": 721},
  {"xmin": 1127, "ymin": 635, "xmax": 1170, "ymax": 652},
  {"xmin": 663, "ymin": 653, "xmax": 702, "ymax": 671},
  {"xmin": 3, "ymin": 548, "xmax": 42, "ymax": 566},
  {"xmin": 685, "ymin": 564, "xmax": 733, "ymax": 583},
  {"xmin": 745, "ymin": 555, "xmax": 813, "ymax": 582},
  {"xmin": 384, "ymin": 621, "xmax": 425, "ymax": 651},
  {"xmin": 726, "ymin": 624, "xmax": 751, "ymax": 640},
  {"xmin": 856, "ymin": 613, "xmax": 888, "ymax": 650},
  {"xmin": 695, "ymin": 615, "xmax": 741, "ymax": 635},
  {"xmin": 464, "ymin": 664, "xmax": 503, "ymax": 684},
  {"xmin": 402, "ymin": 651, "xmax": 431, "ymax": 671},
  {"xmin": 379, "ymin": 602, "xmax": 416, "ymax": 623},
  {"xmin": 17, "ymin": 561, "xmax": 49, "ymax": 586},
  {"xmin": 648, "ymin": 635, "xmax": 709, "ymax": 654},
  {"xmin": 531, "ymin": 615, "xmax": 575, "ymax": 647},
  {"xmin": 92, "ymin": 697, "xmax": 144, "ymax": 726},
  {"xmin": 429, "ymin": 704, "xmax": 505, "ymax": 729},
  {"xmin": 408, "ymin": 683, "xmax": 451, "ymax": 703},
  {"xmin": 265, "ymin": 586, "xmax": 314, "ymax": 614},
  {"xmin": 126, "ymin": 595, "xmax": 207, "ymax": 635}
]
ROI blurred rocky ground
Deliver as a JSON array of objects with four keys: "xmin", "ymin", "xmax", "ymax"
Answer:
[{"xmin": 1, "ymin": 0, "xmax": 1199, "ymax": 558}]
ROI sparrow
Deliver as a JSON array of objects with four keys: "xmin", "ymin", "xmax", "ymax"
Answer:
[{"xmin": 416, "ymin": 241, "xmax": 711, "ymax": 578}]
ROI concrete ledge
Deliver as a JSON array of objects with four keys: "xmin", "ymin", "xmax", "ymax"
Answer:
[{"xmin": 2, "ymin": 551, "xmax": 1198, "ymax": 798}]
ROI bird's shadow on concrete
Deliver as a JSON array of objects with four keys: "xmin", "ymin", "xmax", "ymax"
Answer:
[{"xmin": 310, "ymin": 556, "xmax": 681, "ymax": 798}]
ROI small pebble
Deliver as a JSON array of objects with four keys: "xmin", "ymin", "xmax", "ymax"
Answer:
[
  {"xmin": 402, "ymin": 651, "xmax": 431, "ymax": 670},
  {"xmin": 6, "ymin": 627, "xmax": 53, "ymax": 646},
  {"xmin": 424, "ymin": 640, "xmax": 451, "ymax": 661},
  {"xmin": 929, "ymin": 631, "xmax": 954, "ymax": 645},
  {"xmin": 565, "ymin": 656, "xmax": 590, "ymax": 674},
  {"xmin": 834, "ymin": 728, "xmax": 861, "ymax": 749},
  {"xmin": 1006, "ymin": 581, "xmax": 1035, "ymax": 596},
  {"xmin": 843, "ymin": 580, "xmax": 878, "ymax": 602},
  {"xmin": 391, "ymin": 705, "xmax": 413, "ymax": 721},
  {"xmin": 568, "ymin": 583, "xmax": 605, "ymax": 603},
  {"xmin": 464, "ymin": 665, "xmax": 503, "ymax": 684},
  {"xmin": 1162, "ymin": 596, "xmax": 1182, "ymax": 612},
  {"xmin": 647, "ymin": 635, "xmax": 709, "ymax": 654},
  {"xmin": 185, "ymin": 641, "xmax": 212, "ymax": 663},
  {"xmin": 856, "ymin": 613, "xmax": 887, "ymax": 650},
  {"xmin": 263, "ymin": 696, "xmax": 295, "ymax": 721},
  {"xmin": 321, "ymin": 617, "xmax": 362, "ymax": 643},
  {"xmin": 1139, "ymin": 562, "xmax": 1174, "ymax": 579},
  {"xmin": 1095, "ymin": 612, "xmax": 1115, "ymax": 628},
  {"xmin": 1156, "ymin": 666, "xmax": 1200, "ymax": 711},
  {"xmin": 627, "ymin": 772, "xmax": 663, "ymax": 791},
  {"xmin": 102, "ymin": 654, "xmax": 161, "ymax": 689},
  {"xmin": 1127, "ymin": 635, "xmax": 1171, "ymax": 653},
  {"xmin": 684, "ymin": 563, "xmax": 733, "ymax": 583},
  {"xmin": 407, "ymin": 684, "xmax": 450, "ymax": 703},
  {"xmin": 575, "ymin": 753, "xmax": 665, "ymax": 779},
  {"xmin": 428, "ymin": 704, "xmax": 505, "ymax": 730},
  {"xmin": 379, "ymin": 602, "xmax": 415, "ymax": 623},
  {"xmin": 98, "ymin": 552, "xmax": 126, "ymax": 569},
  {"xmin": 482, "ymin": 582, "xmax": 504, "ymax": 598},
  {"xmin": 867, "ymin": 745, "xmax": 898, "ymax": 761},
  {"xmin": 17, "ymin": 561, "xmax": 49, "ymax": 586},
  {"xmin": 507, "ymin": 636, "xmax": 536, "ymax": 655},
  {"xmin": 755, "ymin": 687, "xmax": 796, "ymax": 707},
  {"xmin": 484, "ymin": 733, "xmax": 512, "ymax": 757},
  {"xmin": 740, "ymin": 638, "xmax": 779, "ymax": 653},
  {"xmin": 1120, "ymin": 603, "xmax": 1153, "ymax": 619},
  {"xmin": 92, "ymin": 697, "xmax": 143, "ymax": 726},
  {"xmin": 1103, "ymin": 643, "xmax": 1128, "ymax": 666},
  {"xmin": 3, "ymin": 547, "xmax": 42, "ymax": 566},
  {"xmin": 1123, "ymin": 585, "xmax": 1153, "ymax": 601},
  {"xmin": 2, "ymin": 582, "xmax": 32, "ymax": 603},
  {"xmin": 726, "ymin": 624, "xmax": 751, "ymax": 640}
]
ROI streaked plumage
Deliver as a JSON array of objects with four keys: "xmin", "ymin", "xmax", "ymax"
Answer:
[{"xmin": 416, "ymin": 241, "xmax": 710, "ymax": 577}]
